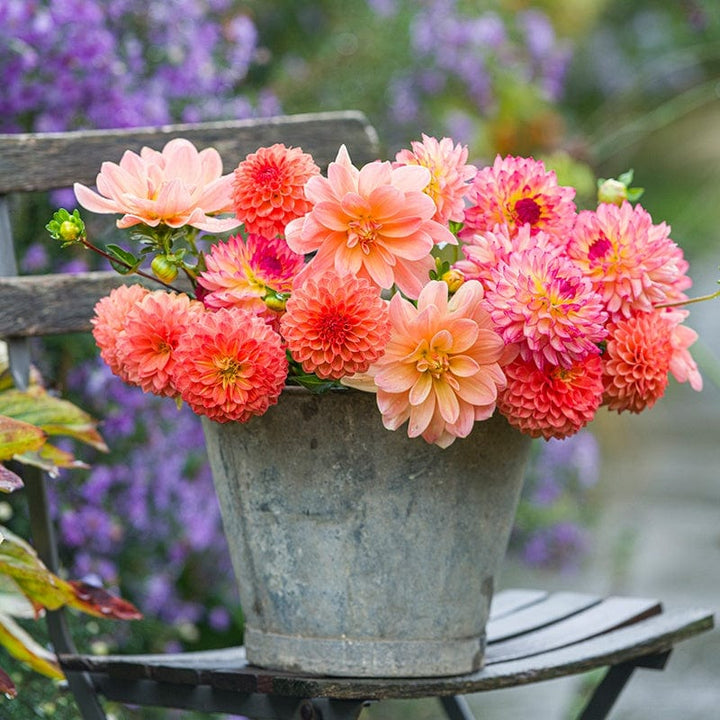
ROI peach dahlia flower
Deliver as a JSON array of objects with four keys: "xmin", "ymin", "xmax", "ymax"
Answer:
[
  {"xmin": 285, "ymin": 145, "xmax": 456, "ymax": 299},
  {"xmin": 74, "ymin": 138, "xmax": 241, "ymax": 233},
  {"xmin": 371, "ymin": 280, "xmax": 509, "ymax": 448}
]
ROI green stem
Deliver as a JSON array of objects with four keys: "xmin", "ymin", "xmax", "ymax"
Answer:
[
  {"xmin": 657, "ymin": 288, "xmax": 720, "ymax": 309},
  {"xmin": 80, "ymin": 236, "xmax": 183, "ymax": 293}
]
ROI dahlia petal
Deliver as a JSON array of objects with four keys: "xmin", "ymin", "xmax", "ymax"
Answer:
[{"xmin": 74, "ymin": 182, "xmax": 121, "ymax": 214}]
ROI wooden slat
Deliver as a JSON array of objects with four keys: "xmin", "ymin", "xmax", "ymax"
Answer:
[
  {"xmin": 487, "ymin": 596, "xmax": 662, "ymax": 663},
  {"xmin": 0, "ymin": 272, "xmax": 155, "ymax": 337},
  {"xmin": 59, "ymin": 604, "xmax": 714, "ymax": 701},
  {"xmin": 0, "ymin": 111, "xmax": 379, "ymax": 194},
  {"xmin": 487, "ymin": 591, "xmax": 601, "ymax": 643},
  {"xmin": 488, "ymin": 589, "xmax": 548, "ymax": 620}
]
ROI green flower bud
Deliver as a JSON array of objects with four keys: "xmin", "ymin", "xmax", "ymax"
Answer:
[
  {"xmin": 597, "ymin": 178, "xmax": 627, "ymax": 206},
  {"xmin": 59, "ymin": 220, "xmax": 81, "ymax": 242},
  {"xmin": 151, "ymin": 255, "xmax": 179, "ymax": 283}
]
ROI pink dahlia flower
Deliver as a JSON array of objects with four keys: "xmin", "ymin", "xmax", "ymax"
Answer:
[
  {"xmin": 568, "ymin": 201, "xmax": 691, "ymax": 318},
  {"xmin": 74, "ymin": 139, "xmax": 241, "ymax": 233},
  {"xmin": 115, "ymin": 291, "xmax": 205, "ymax": 397},
  {"xmin": 371, "ymin": 279, "xmax": 508, "ymax": 448},
  {"xmin": 172, "ymin": 307, "xmax": 287, "ymax": 423},
  {"xmin": 454, "ymin": 224, "xmax": 560, "ymax": 292},
  {"xmin": 394, "ymin": 134, "xmax": 476, "ymax": 225},
  {"xmin": 461, "ymin": 155, "xmax": 576, "ymax": 242},
  {"xmin": 91, "ymin": 284, "xmax": 150, "ymax": 382},
  {"xmin": 285, "ymin": 145, "xmax": 456, "ymax": 299},
  {"xmin": 232, "ymin": 143, "xmax": 320, "ymax": 238},
  {"xmin": 665, "ymin": 309, "xmax": 702, "ymax": 391},
  {"xmin": 280, "ymin": 271, "xmax": 391, "ymax": 380},
  {"xmin": 484, "ymin": 248, "xmax": 607, "ymax": 370},
  {"xmin": 198, "ymin": 233, "xmax": 304, "ymax": 313},
  {"xmin": 497, "ymin": 355, "xmax": 603, "ymax": 440}
]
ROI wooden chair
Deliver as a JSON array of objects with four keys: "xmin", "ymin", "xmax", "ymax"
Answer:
[{"xmin": 0, "ymin": 112, "xmax": 714, "ymax": 719}]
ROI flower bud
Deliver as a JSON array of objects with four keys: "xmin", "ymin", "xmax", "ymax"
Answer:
[
  {"xmin": 441, "ymin": 269, "xmax": 465, "ymax": 293},
  {"xmin": 59, "ymin": 220, "xmax": 81, "ymax": 242},
  {"xmin": 264, "ymin": 291, "xmax": 288, "ymax": 313},
  {"xmin": 597, "ymin": 178, "xmax": 627, "ymax": 206},
  {"xmin": 151, "ymin": 255, "xmax": 179, "ymax": 283}
]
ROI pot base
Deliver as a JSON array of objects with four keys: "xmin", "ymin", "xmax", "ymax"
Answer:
[{"xmin": 245, "ymin": 627, "xmax": 485, "ymax": 678}]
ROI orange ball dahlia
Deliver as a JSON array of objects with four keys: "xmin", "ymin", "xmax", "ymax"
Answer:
[
  {"xmin": 280, "ymin": 271, "xmax": 391, "ymax": 380},
  {"xmin": 232, "ymin": 143, "xmax": 320, "ymax": 238},
  {"xmin": 497, "ymin": 355, "xmax": 604, "ymax": 440},
  {"xmin": 91, "ymin": 284, "xmax": 150, "ymax": 382},
  {"xmin": 115, "ymin": 291, "xmax": 205, "ymax": 397},
  {"xmin": 601, "ymin": 310, "xmax": 677, "ymax": 413},
  {"xmin": 172, "ymin": 307, "xmax": 287, "ymax": 423}
]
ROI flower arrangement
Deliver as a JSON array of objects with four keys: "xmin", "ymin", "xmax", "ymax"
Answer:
[{"xmin": 48, "ymin": 135, "xmax": 717, "ymax": 448}]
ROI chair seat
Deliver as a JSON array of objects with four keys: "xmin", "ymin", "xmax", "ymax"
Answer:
[{"xmin": 58, "ymin": 588, "xmax": 714, "ymax": 711}]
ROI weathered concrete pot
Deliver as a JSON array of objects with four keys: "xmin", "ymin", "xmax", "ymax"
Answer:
[{"xmin": 201, "ymin": 387, "xmax": 531, "ymax": 678}]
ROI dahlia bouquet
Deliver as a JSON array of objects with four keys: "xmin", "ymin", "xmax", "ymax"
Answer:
[{"xmin": 47, "ymin": 135, "xmax": 714, "ymax": 448}]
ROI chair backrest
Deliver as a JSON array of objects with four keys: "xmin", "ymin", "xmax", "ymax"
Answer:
[{"xmin": 0, "ymin": 111, "xmax": 379, "ymax": 719}]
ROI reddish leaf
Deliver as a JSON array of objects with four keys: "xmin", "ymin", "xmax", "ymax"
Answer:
[
  {"xmin": 0, "ymin": 464, "xmax": 23, "ymax": 493},
  {"xmin": 0, "ymin": 664, "xmax": 17, "ymax": 699},
  {"xmin": 67, "ymin": 581, "xmax": 143, "ymax": 621}
]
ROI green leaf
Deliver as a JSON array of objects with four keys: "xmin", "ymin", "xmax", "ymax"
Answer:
[
  {"xmin": 288, "ymin": 375, "xmax": 343, "ymax": 393},
  {"xmin": 0, "ymin": 610, "xmax": 64, "ymax": 681},
  {"xmin": 0, "ymin": 387, "xmax": 107, "ymax": 453},
  {"xmin": 105, "ymin": 243, "xmax": 142, "ymax": 275},
  {"xmin": 0, "ymin": 414, "xmax": 46, "ymax": 462}
]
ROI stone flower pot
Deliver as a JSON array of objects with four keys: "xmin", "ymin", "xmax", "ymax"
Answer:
[{"xmin": 201, "ymin": 387, "xmax": 531, "ymax": 678}]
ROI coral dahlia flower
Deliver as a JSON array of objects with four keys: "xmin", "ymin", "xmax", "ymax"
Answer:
[
  {"xmin": 568, "ymin": 201, "xmax": 691, "ymax": 318},
  {"xmin": 461, "ymin": 155, "xmax": 576, "ymax": 242},
  {"xmin": 74, "ymin": 139, "xmax": 241, "ymax": 233},
  {"xmin": 172, "ymin": 307, "xmax": 287, "ymax": 423},
  {"xmin": 280, "ymin": 271, "xmax": 391, "ymax": 380},
  {"xmin": 394, "ymin": 134, "xmax": 476, "ymax": 225},
  {"xmin": 115, "ymin": 291, "xmax": 205, "ymax": 397},
  {"xmin": 497, "ymin": 355, "xmax": 604, "ymax": 440},
  {"xmin": 198, "ymin": 233, "xmax": 304, "ymax": 313},
  {"xmin": 602, "ymin": 310, "xmax": 674, "ymax": 413},
  {"xmin": 484, "ymin": 248, "xmax": 607, "ymax": 370},
  {"xmin": 285, "ymin": 145, "xmax": 456, "ymax": 299},
  {"xmin": 232, "ymin": 143, "xmax": 320, "ymax": 238},
  {"xmin": 91, "ymin": 284, "xmax": 150, "ymax": 382},
  {"xmin": 371, "ymin": 280, "xmax": 509, "ymax": 448}
]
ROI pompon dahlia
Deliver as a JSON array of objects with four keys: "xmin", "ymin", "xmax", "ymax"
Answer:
[
  {"xmin": 115, "ymin": 291, "xmax": 205, "ymax": 397},
  {"xmin": 461, "ymin": 155, "xmax": 576, "ymax": 242},
  {"xmin": 172, "ymin": 307, "xmax": 287, "ymax": 423},
  {"xmin": 497, "ymin": 354, "xmax": 603, "ymax": 440},
  {"xmin": 280, "ymin": 271, "xmax": 391, "ymax": 380},
  {"xmin": 371, "ymin": 280, "xmax": 509, "ymax": 448},
  {"xmin": 568, "ymin": 201, "xmax": 691, "ymax": 318},
  {"xmin": 232, "ymin": 143, "xmax": 320, "ymax": 238},
  {"xmin": 484, "ymin": 248, "xmax": 607, "ymax": 370},
  {"xmin": 198, "ymin": 233, "xmax": 304, "ymax": 313},
  {"xmin": 285, "ymin": 145, "xmax": 456, "ymax": 299},
  {"xmin": 454, "ymin": 224, "xmax": 560, "ymax": 292},
  {"xmin": 394, "ymin": 134, "xmax": 476, "ymax": 225},
  {"xmin": 602, "ymin": 310, "xmax": 674, "ymax": 413},
  {"xmin": 91, "ymin": 284, "xmax": 150, "ymax": 382}
]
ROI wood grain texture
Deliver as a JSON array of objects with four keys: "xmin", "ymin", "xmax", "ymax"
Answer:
[
  {"xmin": 58, "ymin": 590, "xmax": 714, "ymax": 701},
  {"xmin": 0, "ymin": 111, "xmax": 380, "ymax": 193}
]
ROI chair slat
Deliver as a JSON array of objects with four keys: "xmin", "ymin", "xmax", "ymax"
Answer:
[
  {"xmin": 0, "ymin": 111, "xmax": 379, "ymax": 193},
  {"xmin": 488, "ymin": 588, "xmax": 548, "ymax": 621},
  {"xmin": 486, "ymin": 596, "xmax": 662, "ymax": 663},
  {"xmin": 58, "ymin": 603, "xmax": 714, "ymax": 700},
  {"xmin": 486, "ymin": 591, "xmax": 600, "ymax": 643}
]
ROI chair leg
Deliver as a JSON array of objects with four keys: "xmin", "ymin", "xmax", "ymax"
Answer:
[
  {"xmin": 440, "ymin": 695, "xmax": 477, "ymax": 720},
  {"xmin": 577, "ymin": 652, "xmax": 671, "ymax": 720}
]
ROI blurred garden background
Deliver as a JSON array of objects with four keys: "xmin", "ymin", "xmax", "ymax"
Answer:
[{"xmin": 1, "ymin": 0, "xmax": 719, "ymax": 718}]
